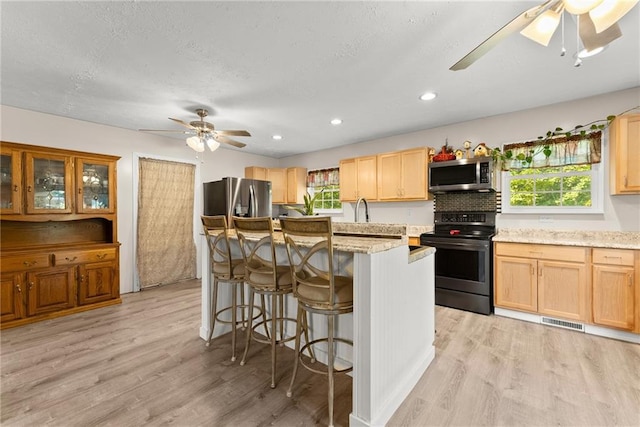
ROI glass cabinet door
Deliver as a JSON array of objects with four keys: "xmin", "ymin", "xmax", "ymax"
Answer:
[
  {"xmin": 0, "ymin": 147, "xmax": 22, "ymax": 214},
  {"xmin": 76, "ymin": 158, "xmax": 115, "ymax": 213},
  {"xmin": 24, "ymin": 152, "xmax": 73, "ymax": 214}
]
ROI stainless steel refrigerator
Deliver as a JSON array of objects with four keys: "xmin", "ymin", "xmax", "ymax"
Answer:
[{"xmin": 203, "ymin": 177, "xmax": 272, "ymax": 226}]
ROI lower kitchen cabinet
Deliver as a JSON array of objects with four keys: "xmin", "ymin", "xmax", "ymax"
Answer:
[
  {"xmin": 592, "ymin": 248, "xmax": 636, "ymax": 331},
  {"xmin": 27, "ymin": 267, "xmax": 76, "ymax": 316},
  {"xmin": 494, "ymin": 243, "xmax": 589, "ymax": 321},
  {"xmin": 1, "ymin": 272, "xmax": 24, "ymax": 322},
  {"xmin": 78, "ymin": 260, "xmax": 119, "ymax": 305},
  {"xmin": 0, "ymin": 244, "xmax": 120, "ymax": 329}
]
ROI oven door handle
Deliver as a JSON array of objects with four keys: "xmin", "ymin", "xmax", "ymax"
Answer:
[{"xmin": 422, "ymin": 240, "xmax": 489, "ymax": 249}]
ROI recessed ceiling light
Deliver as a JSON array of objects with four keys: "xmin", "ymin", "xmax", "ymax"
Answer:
[
  {"xmin": 419, "ymin": 92, "xmax": 437, "ymax": 101},
  {"xmin": 330, "ymin": 118, "xmax": 343, "ymax": 125},
  {"xmin": 272, "ymin": 135, "xmax": 282, "ymax": 140}
]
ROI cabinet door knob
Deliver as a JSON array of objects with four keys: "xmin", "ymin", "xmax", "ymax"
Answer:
[
  {"xmin": 28, "ymin": 282, "xmax": 34, "ymax": 290},
  {"xmin": 16, "ymin": 284, "xmax": 22, "ymax": 293},
  {"xmin": 23, "ymin": 260, "xmax": 37, "ymax": 267},
  {"xmin": 13, "ymin": 185, "xmax": 18, "ymax": 192},
  {"xmin": 65, "ymin": 256, "xmax": 78, "ymax": 262},
  {"xmin": 96, "ymin": 253, "xmax": 107, "ymax": 260},
  {"xmin": 27, "ymin": 185, "xmax": 32, "ymax": 192}
]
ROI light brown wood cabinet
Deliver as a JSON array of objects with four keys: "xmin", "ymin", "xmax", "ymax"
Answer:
[
  {"xmin": 609, "ymin": 113, "xmax": 640, "ymax": 194},
  {"xmin": 494, "ymin": 243, "xmax": 589, "ymax": 321},
  {"xmin": 339, "ymin": 156, "xmax": 377, "ymax": 201},
  {"xmin": 592, "ymin": 248, "xmax": 636, "ymax": 331},
  {"xmin": 0, "ymin": 142, "xmax": 121, "ymax": 329},
  {"xmin": 286, "ymin": 167, "xmax": 307, "ymax": 204},
  {"xmin": 244, "ymin": 166, "xmax": 268, "ymax": 181},
  {"xmin": 377, "ymin": 148, "xmax": 428, "ymax": 200},
  {"xmin": 267, "ymin": 168, "xmax": 286, "ymax": 204}
]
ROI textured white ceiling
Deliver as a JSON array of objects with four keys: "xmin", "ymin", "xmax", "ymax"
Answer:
[{"xmin": 2, "ymin": 1, "xmax": 639, "ymax": 158}]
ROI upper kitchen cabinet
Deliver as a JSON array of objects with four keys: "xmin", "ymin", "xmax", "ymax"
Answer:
[
  {"xmin": 339, "ymin": 156, "xmax": 377, "ymax": 202},
  {"xmin": 267, "ymin": 168, "xmax": 287, "ymax": 204},
  {"xmin": 244, "ymin": 166, "xmax": 268, "ymax": 181},
  {"xmin": 286, "ymin": 167, "xmax": 307, "ymax": 204},
  {"xmin": 610, "ymin": 113, "xmax": 640, "ymax": 194},
  {"xmin": 76, "ymin": 158, "xmax": 116, "ymax": 214},
  {"xmin": 0, "ymin": 145, "xmax": 22, "ymax": 215},
  {"xmin": 25, "ymin": 151, "xmax": 73, "ymax": 214},
  {"xmin": 377, "ymin": 147, "xmax": 429, "ymax": 200}
]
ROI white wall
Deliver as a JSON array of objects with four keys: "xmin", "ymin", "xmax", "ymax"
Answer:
[
  {"xmin": 282, "ymin": 87, "xmax": 640, "ymax": 231},
  {"xmin": 0, "ymin": 105, "xmax": 279, "ymax": 294}
]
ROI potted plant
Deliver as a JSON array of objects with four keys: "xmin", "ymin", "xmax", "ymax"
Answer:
[{"xmin": 284, "ymin": 187, "xmax": 325, "ymax": 216}]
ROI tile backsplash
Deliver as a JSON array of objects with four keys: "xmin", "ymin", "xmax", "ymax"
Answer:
[{"xmin": 434, "ymin": 192, "xmax": 500, "ymax": 212}]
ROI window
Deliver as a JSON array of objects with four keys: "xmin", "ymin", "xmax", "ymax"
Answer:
[
  {"xmin": 307, "ymin": 168, "xmax": 342, "ymax": 213},
  {"xmin": 308, "ymin": 184, "xmax": 342, "ymax": 213},
  {"xmin": 501, "ymin": 131, "xmax": 604, "ymax": 214}
]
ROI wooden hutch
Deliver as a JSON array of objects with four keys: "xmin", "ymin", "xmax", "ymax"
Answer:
[{"xmin": 1, "ymin": 141, "xmax": 121, "ymax": 329}]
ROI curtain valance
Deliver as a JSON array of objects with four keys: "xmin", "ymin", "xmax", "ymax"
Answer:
[
  {"xmin": 502, "ymin": 131, "xmax": 602, "ymax": 170},
  {"xmin": 307, "ymin": 167, "xmax": 339, "ymax": 187}
]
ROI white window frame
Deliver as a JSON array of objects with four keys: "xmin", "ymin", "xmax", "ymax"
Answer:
[
  {"xmin": 501, "ymin": 160, "xmax": 604, "ymax": 214},
  {"xmin": 307, "ymin": 185, "xmax": 343, "ymax": 214}
]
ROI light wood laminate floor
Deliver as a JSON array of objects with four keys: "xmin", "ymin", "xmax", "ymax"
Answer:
[{"xmin": 2, "ymin": 279, "xmax": 639, "ymax": 426}]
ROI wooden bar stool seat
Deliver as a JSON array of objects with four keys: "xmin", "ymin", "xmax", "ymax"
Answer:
[
  {"xmin": 233, "ymin": 216, "xmax": 313, "ymax": 389},
  {"xmin": 201, "ymin": 215, "xmax": 261, "ymax": 362},
  {"xmin": 280, "ymin": 216, "xmax": 354, "ymax": 427}
]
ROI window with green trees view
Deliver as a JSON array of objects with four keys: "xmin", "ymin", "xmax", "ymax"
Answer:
[
  {"xmin": 309, "ymin": 184, "xmax": 342, "ymax": 212},
  {"xmin": 502, "ymin": 162, "xmax": 603, "ymax": 214}
]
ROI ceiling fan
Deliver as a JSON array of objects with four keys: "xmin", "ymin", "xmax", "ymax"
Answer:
[
  {"xmin": 140, "ymin": 108, "xmax": 251, "ymax": 152},
  {"xmin": 450, "ymin": 0, "xmax": 638, "ymax": 70}
]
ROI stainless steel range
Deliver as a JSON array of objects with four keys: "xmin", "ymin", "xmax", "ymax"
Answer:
[{"xmin": 420, "ymin": 211, "xmax": 496, "ymax": 315}]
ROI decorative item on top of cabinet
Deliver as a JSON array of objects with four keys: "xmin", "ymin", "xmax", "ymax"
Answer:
[
  {"xmin": 0, "ymin": 141, "xmax": 120, "ymax": 329},
  {"xmin": 609, "ymin": 113, "xmax": 640, "ymax": 194},
  {"xmin": 494, "ymin": 242, "xmax": 589, "ymax": 322},
  {"xmin": 339, "ymin": 155, "xmax": 377, "ymax": 202},
  {"xmin": 592, "ymin": 248, "xmax": 637, "ymax": 332},
  {"xmin": 377, "ymin": 147, "xmax": 430, "ymax": 201}
]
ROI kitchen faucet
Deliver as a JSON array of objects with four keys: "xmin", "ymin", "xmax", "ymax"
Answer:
[{"xmin": 354, "ymin": 197, "xmax": 370, "ymax": 223}]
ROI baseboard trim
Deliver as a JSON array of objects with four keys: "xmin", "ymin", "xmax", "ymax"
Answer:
[{"xmin": 495, "ymin": 307, "xmax": 639, "ymax": 344}]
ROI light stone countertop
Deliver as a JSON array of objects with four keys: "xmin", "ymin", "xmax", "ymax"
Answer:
[
  {"xmin": 216, "ymin": 229, "xmax": 409, "ymax": 254},
  {"xmin": 493, "ymin": 228, "xmax": 640, "ymax": 250},
  {"xmin": 273, "ymin": 219, "xmax": 433, "ymax": 238}
]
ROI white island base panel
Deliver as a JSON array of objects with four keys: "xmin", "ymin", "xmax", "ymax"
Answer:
[
  {"xmin": 350, "ymin": 246, "xmax": 435, "ymax": 427},
  {"xmin": 200, "ymin": 237, "xmax": 436, "ymax": 427}
]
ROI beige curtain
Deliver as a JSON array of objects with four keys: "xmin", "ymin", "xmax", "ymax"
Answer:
[{"xmin": 137, "ymin": 158, "xmax": 196, "ymax": 289}]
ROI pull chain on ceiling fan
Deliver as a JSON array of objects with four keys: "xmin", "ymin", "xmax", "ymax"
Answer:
[
  {"xmin": 450, "ymin": 0, "xmax": 638, "ymax": 70},
  {"xmin": 139, "ymin": 108, "xmax": 251, "ymax": 152}
]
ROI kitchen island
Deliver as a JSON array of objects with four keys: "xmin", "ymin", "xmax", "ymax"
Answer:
[{"xmin": 200, "ymin": 229, "xmax": 436, "ymax": 427}]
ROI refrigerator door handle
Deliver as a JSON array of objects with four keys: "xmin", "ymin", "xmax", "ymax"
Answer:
[{"xmin": 248, "ymin": 184, "xmax": 257, "ymax": 217}]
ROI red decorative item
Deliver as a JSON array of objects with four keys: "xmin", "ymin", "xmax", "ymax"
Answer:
[{"xmin": 433, "ymin": 145, "xmax": 456, "ymax": 162}]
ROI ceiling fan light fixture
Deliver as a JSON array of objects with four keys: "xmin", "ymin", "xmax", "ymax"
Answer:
[
  {"xmin": 186, "ymin": 135, "xmax": 205, "ymax": 152},
  {"xmin": 206, "ymin": 136, "xmax": 221, "ymax": 152},
  {"xmin": 520, "ymin": 8, "xmax": 563, "ymax": 46},
  {"xmin": 589, "ymin": 0, "xmax": 639, "ymax": 32},
  {"xmin": 563, "ymin": 0, "xmax": 604, "ymax": 14},
  {"xmin": 577, "ymin": 44, "xmax": 608, "ymax": 57}
]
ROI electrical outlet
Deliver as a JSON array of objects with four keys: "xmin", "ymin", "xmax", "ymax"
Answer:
[{"xmin": 539, "ymin": 215, "xmax": 553, "ymax": 223}]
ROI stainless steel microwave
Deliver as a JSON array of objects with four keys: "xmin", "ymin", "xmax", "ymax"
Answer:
[{"xmin": 428, "ymin": 157, "xmax": 494, "ymax": 193}]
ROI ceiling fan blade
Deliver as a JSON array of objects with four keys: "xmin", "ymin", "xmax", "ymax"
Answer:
[
  {"xmin": 215, "ymin": 130, "xmax": 251, "ymax": 137},
  {"xmin": 579, "ymin": 13, "xmax": 621, "ymax": 51},
  {"xmin": 450, "ymin": 0, "xmax": 554, "ymax": 71},
  {"xmin": 168, "ymin": 117, "xmax": 196, "ymax": 129},
  {"xmin": 215, "ymin": 134, "xmax": 246, "ymax": 148},
  {"xmin": 139, "ymin": 129, "xmax": 190, "ymax": 133}
]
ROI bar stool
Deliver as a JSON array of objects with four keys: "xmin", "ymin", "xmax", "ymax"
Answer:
[
  {"xmin": 280, "ymin": 216, "xmax": 353, "ymax": 427},
  {"xmin": 201, "ymin": 215, "xmax": 257, "ymax": 362},
  {"xmin": 233, "ymin": 216, "xmax": 307, "ymax": 389}
]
